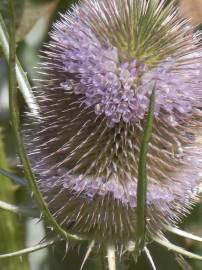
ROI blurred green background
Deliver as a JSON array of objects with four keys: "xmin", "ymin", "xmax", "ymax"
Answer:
[{"xmin": 0, "ymin": 0, "xmax": 202, "ymax": 269}]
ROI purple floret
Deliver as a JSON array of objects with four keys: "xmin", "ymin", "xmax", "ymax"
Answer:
[{"xmin": 53, "ymin": 17, "xmax": 202, "ymax": 127}]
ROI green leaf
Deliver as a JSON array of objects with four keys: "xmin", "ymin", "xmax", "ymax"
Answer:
[{"xmin": 136, "ymin": 87, "xmax": 155, "ymax": 256}]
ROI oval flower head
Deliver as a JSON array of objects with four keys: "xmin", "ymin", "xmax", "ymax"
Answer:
[{"xmin": 26, "ymin": 0, "xmax": 202, "ymax": 259}]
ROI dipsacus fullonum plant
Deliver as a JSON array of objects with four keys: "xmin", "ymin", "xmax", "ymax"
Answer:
[{"xmin": 25, "ymin": 0, "xmax": 202, "ymax": 263}]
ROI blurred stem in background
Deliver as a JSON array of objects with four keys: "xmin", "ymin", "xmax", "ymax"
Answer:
[
  {"xmin": 0, "ymin": 0, "xmax": 30, "ymax": 269},
  {"xmin": 0, "ymin": 129, "xmax": 30, "ymax": 270}
]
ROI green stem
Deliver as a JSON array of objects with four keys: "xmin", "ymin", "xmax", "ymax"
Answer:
[
  {"xmin": 0, "ymin": 130, "xmax": 30, "ymax": 270},
  {"xmin": 154, "ymin": 236, "xmax": 202, "ymax": 260},
  {"xmin": 7, "ymin": 0, "xmax": 84, "ymax": 243},
  {"xmin": 0, "ymin": 239, "xmax": 57, "ymax": 259},
  {"xmin": 136, "ymin": 88, "xmax": 155, "ymax": 255},
  {"xmin": 107, "ymin": 245, "xmax": 116, "ymax": 270},
  {"xmin": 99, "ymin": 248, "xmax": 108, "ymax": 270}
]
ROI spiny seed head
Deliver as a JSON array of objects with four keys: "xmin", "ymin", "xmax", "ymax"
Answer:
[{"xmin": 25, "ymin": 0, "xmax": 202, "ymax": 249}]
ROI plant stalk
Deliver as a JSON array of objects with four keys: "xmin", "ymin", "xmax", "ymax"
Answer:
[{"xmin": 5, "ymin": 0, "xmax": 84, "ymax": 243}]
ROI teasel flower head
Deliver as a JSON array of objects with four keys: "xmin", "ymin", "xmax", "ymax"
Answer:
[{"xmin": 26, "ymin": 0, "xmax": 202, "ymax": 254}]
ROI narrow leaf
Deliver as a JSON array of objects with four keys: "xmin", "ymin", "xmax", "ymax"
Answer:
[{"xmin": 136, "ymin": 87, "xmax": 155, "ymax": 254}]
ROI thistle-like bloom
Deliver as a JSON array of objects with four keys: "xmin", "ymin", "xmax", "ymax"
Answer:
[{"xmin": 26, "ymin": 0, "xmax": 202, "ymax": 251}]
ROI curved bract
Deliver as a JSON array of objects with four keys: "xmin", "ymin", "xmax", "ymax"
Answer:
[{"xmin": 25, "ymin": 0, "xmax": 202, "ymax": 251}]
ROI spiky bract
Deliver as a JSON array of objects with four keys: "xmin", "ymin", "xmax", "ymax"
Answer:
[{"xmin": 25, "ymin": 0, "xmax": 202, "ymax": 249}]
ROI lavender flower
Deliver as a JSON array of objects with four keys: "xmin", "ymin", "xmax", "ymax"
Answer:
[{"xmin": 26, "ymin": 0, "xmax": 202, "ymax": 252}]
